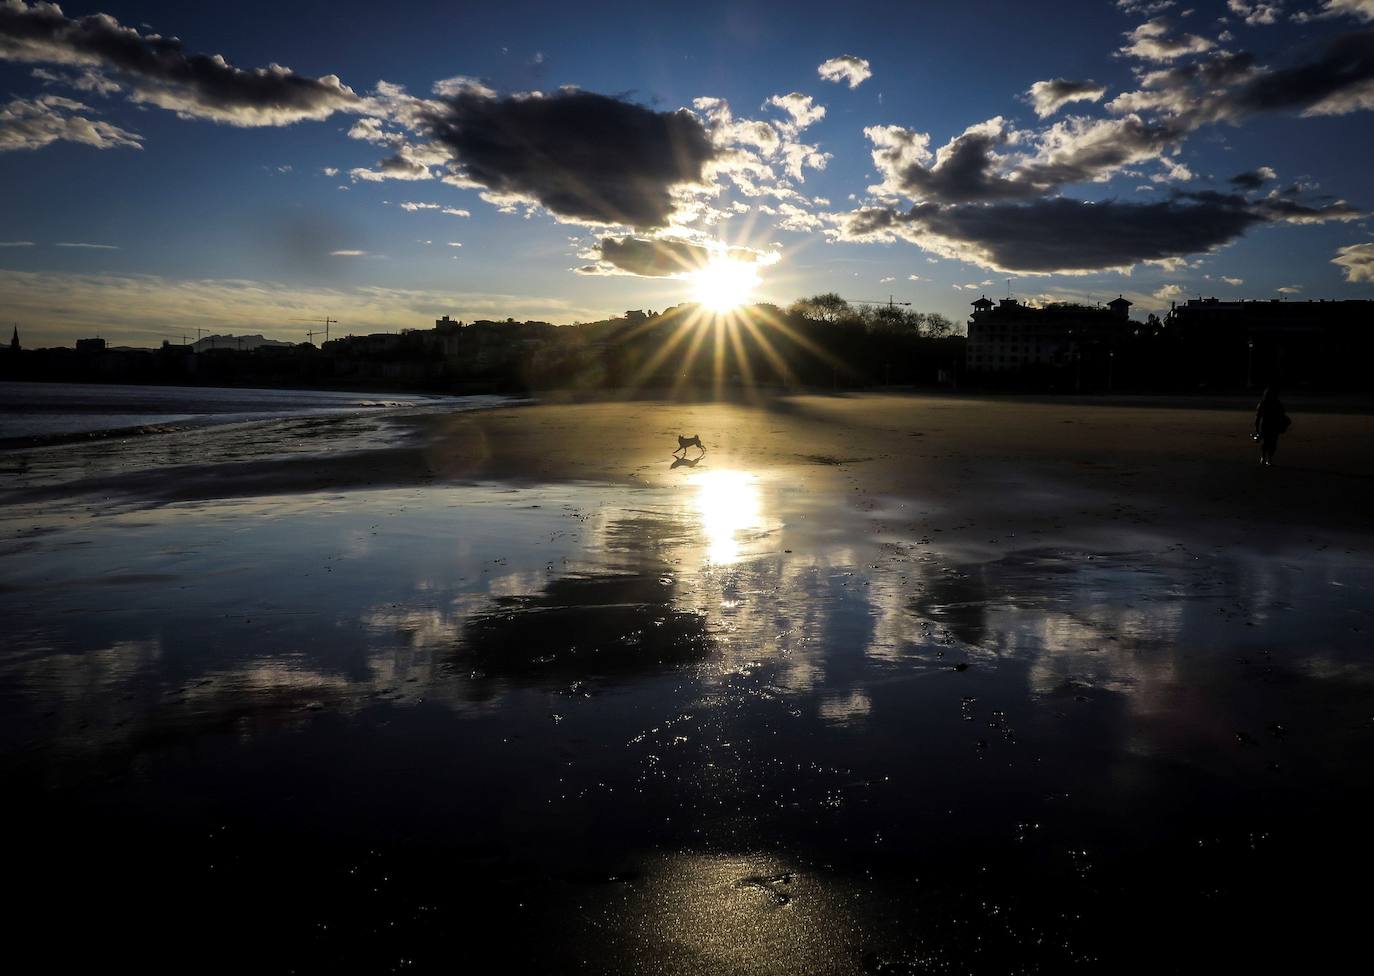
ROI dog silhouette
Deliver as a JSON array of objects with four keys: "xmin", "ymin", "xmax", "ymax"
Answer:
[{"xmin": 674, "ymin": 434, "xmax": 705, "ymax": 456}]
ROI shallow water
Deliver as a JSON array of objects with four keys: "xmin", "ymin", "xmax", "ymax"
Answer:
[
  {"xmin": 3, "ymin": 467, "xmax": 1373, "ymax": 972},
  {"xmin": 0, "ymin": 380, "xmax": 504, "ymax": 443}
]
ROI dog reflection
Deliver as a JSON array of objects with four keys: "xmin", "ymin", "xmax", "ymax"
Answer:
[{"xmin": 670, "ymin": 455, "xmax": 701, "ymax": 470}]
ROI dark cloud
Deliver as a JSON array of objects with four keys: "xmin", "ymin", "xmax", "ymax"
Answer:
[
  {"xmin": 898, "ymin": 123, "xmax": 1043, "ymax": 203},
  {"xmin": 0, "ymin": 1, "xmax": 357, "ymax": 126},
  {"xmin": 1110, "ymin": 30, "xmax": 1374, "ymax": 122},
  {"xmin": 1229, "ymin": 165, "xmax": 1276, "ymax": 190},
  {"xmin": 581, "ymin": 236, "xmax": 774, "ymax": 277},
  {"xmin": 1220, "ymin": 28, "xmax": 1374, "ymax": 117},
  {"xmin": 423, "ymin": 89, "xmax": 716, "ymax": 228},
  {"xmin": 830, "ymin": 193, "xmax": 1360, "ymax": 273}
]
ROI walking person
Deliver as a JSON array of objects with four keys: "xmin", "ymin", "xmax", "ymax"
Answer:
[{"xmin": 1253, "ymin": 387, "xmax": 1289, "ymax": 467}]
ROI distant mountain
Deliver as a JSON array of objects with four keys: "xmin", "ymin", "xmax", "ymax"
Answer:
[{"xmin": 191, "ymin": 334, "xmax": 295, "ymax": 352}]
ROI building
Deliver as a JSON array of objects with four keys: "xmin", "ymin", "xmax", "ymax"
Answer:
[
  {"xmin": 75, "ymin": 336, "xmax": 106, "ymax": 353},
  {"xmin": 9, "ymin": 325, "xmax": 17, "ymax": 353},
  {"xmin": 967, "ymin": 295, "xmax": 1132, "ymax": 374},
  {"xmin": 1165, "ymin": 297, "xmax": 1374, "ymax": 389}
]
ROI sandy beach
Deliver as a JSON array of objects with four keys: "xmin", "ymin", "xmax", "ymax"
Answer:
[{"xmin": 4, "ymin": 391, "xmax": 1374, "ymax": 973}]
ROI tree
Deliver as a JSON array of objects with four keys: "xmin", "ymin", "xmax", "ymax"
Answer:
[
  {"xmin": 921, "ymin": 312, "xmax": 955, "ymax": 338},
  {"xmin": 790, "ymin": 292, "xmax": 851, "ymax": 324}
]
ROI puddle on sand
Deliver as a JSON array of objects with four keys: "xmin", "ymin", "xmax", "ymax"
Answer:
[{"xmin": 3, "ymin": 472, "xmax": 1373, "ymax": 973}]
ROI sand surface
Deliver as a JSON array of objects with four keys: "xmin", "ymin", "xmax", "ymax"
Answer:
[{"xmin": 5, "ymin": 392, "xmax": 1374, "ymax": 974}]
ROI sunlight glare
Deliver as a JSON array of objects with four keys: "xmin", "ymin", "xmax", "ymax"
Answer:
[
  {"xmin": 690, "ymin": 257, "xmax": 760, "ymax": 313},
  {"xmin": 689, "ymin": 470, "xmax": 763, "ymax": 565}
]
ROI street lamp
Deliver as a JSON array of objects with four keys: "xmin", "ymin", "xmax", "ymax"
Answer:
[{"xmin": 1246, "ymin": 336, "xmax": 1254, "ymax": 389}]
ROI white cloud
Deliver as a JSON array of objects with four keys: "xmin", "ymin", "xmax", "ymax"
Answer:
[
  {"xmin": 1119, "ymin": 18, "xmax": 1216, "ymax": 60},
  {"xmin": 1331, "ymin": 242, "xmax": 1374, "ymax": 281},
  {"xmin": 765, "ymin": 92, "xmax": 825, "ymax": 132},
  {"xmin": 1027, "ymin": 79, "xmax": 1108, "ymax": 118},
  {"xmin": 1154, "ymin": 283, "xmax": 1185, "ymax": 300},
  {"xmin": 330, "ymin": 249, "xmax": 367, "ymax": 256},
  {"xmin": 1222, "ymin": 275, "xmax": 1245, "ymax": 285},
  {"xmin": 1277, "ymin": 285, "xmax": 1302, "ymax": 293},
  {"xmin": 0, "ymin": 240, "xmax": 35, "ymax": 247},
  {"xmin": 817, "ymin": 55, "xmax": 872, "ymax": 89},
  {"xmin": 0, "ymin": 94, "xmax": 142, "ymax": 153},
  {"xmin": 56, "ymin": 241, "xmax": 118, "ymax": 249}
]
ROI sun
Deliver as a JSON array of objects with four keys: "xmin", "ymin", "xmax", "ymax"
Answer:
[{"xmin": 690, "ymin": 256, "xmax": 761, "ymax": 313}]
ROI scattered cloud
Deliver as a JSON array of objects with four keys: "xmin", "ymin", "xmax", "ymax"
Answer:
[
  {"xmin": 1119, "ymin": 18, "xmax": 1216, "ymax": 61},
  {"xmin": 1294, "ymin": 1, "xmax": 1374, "ymax": 24},
  {"xmin": 1154, "ymin": 283, "xmax": 1185, "ymax": 300},
  {"xmin": 1229, "ymin": 165, "xmax": 1277, "ymax": 189},
  {"xmin": 0, "ymin": 240, "xmax": 35, "ymax": 246},
  {"xmin": 56, "ymin": 241, "xmax": 117, "ymax": 249},
  {"xmin": 1277, "ymin": 284, "xmax": 1302, "ymax": 292},
  {"xmin": 765, "ymin": 92, "xmax": 826, "ymax": 132},
  {"xmin": 1332, "ymin": 241, "xmax": 1374, "ymax": 280},
  {"xmin": 1222, "ymin": 275, "xmax": 1245, "ymax": 285},
  {"xmin": 0, "ymin": 0, "xmax": 359, "ymax": 126},
  {"xmin": 1027, "ymin": 79, "xmax": 1108, "ymax": 118},
  {"xmin": 817, "ymin": 54, "xmax": 871, "ymax": 88},
  {"xmin": 0, "ymin": 93, "xmax": 141, "ymax": 152},
  {"xmin": 1227, "ymin": 1, "xmax": 1284, "ymax": 25},
  {"xmin": 330, "ymin": 249, "xmax": 367, "ymax": 256}
]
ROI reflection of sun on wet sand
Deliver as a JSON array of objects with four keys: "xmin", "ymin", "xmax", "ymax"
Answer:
[{"xmin": 5, "ymin": 391, "xmax": 1374, "ymax": 974}]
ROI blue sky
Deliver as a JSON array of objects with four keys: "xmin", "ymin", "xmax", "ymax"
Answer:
[{"xmin": 2, "ymin": 0, "xmax": 1373, "ymax": 346}]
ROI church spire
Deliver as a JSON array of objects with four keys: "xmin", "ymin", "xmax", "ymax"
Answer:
[{"xmin": 9, "ymin": 325, "xmax": 17, "ymax": 353}]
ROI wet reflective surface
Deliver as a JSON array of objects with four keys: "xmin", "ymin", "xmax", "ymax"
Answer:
[{"xmin": 4, "ymin": 467, "xmax": 1374, "ymax": 973}]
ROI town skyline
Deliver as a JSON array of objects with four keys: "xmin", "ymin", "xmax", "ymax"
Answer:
[{"xmin": 3, "ymin": 0, "xmax": 1374, "ymax": 348}]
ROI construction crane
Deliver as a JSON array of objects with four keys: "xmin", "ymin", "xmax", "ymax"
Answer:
[
  {"xmin": 847, "ymin": 296, "xmax": 912, "ymax": 311},
  {"xmin": 292, "ymin": 316, "xmax": 338, "ymax": 346}
]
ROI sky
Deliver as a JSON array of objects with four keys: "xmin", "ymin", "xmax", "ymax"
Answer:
[{"xmin": 2, "ymin": 0, "xmax": 1373, "ymax": 347}]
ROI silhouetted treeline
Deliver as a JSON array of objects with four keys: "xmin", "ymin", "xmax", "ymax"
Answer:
[{"xmin": 0, "ymin": 298, "xmax": 967, "ymax": 395}]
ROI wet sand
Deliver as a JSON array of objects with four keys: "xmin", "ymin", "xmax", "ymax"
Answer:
[{"xmin": 3, "ymin": 393, "xmax": 1374, "ymax": 973}]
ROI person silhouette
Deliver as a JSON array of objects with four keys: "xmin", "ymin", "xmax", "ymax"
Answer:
[{"xmin": 1253, "ymin": 387, "xmax": 1289, "ymax": 467}]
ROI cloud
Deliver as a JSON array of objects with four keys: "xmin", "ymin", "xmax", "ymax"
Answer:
[
  {"xmin": 866, "ymin": 114, "xmax": 1186, "ymax": 205},
  {"xmin": 1277, "ymin": 285, "xmax": 1302, "ymax": 293},
  {"xmin": 349, "ymin": 144, "xmax": 446, "ymax": 182},
  {"xmin": 1332, "ymin": 242, "xmax": 1374, "ymax": 280},
  {"xmin": 1027, "ymin": 79, "xmax": 1108, "ymax": 118},
  {"xmin": 30, "ymin": 64, "xmax": 120, "ymax": 94},
  {"xmin": 1222, "ymin": 275, "xmax": 1245, "ymax": 285},
  {"xmin": 1229, "ymin": 165, "xmax": 1277, "ymax": 189},
  {"xmin": 827, "ymin": 192, "xmax": 1360, "ymax": 274},
  {"xmin": 1120, "ymin": 18, "xmax": 1216, "ymax": 61},
  {"xmin": 0, "ymin": 240, "xmax": 35, "ymax": 246},
  {"xmin": 1295, "ymin": 0, "xmax": 1374, "ymax": 22},
  {"xmin": 56, "ymin": 240, "xmax": 117, "ymax": 248},
  {"xmin": 765, "ymin": 92, "xmax": 825, "ymax": 131},
  {"xmin": 1109, "ymin": 30, "xmax": 1374, "ymax": 124},
  {"xmin": 578, "ymin": 236, "xmax": 777, "ymax": 277},
  {"xmin": 1154, "ymin": 283, "xmax": 1184, "ymax": 300},
  {"xmin": 397, "ymin": 202, "xmax": 470, "ymax": 216},
  {"xmin": 0, "ymin": 93, "xmax": 141, "ymax": 151},
  {"xmin": 1227, "ymin": 1, "xmax": 1284, "ymax": 25},
  {"xmin": 1117, "ymin": 0, "xmax": 1176, "ymax": 12},
  {"xmin": 817, "ymin": 54, "xmax": 871, "ymax": 88},
  {"xmin": 421, "ymin": 88, "xmax": 716, "ymax": 228},
  {"xmin": 0, "ymin": 0, "xmax": 359, "ymax": 126},
  {"xmin": 330, "ymin": 249, "xmax": 367, "ymax": 256}
]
